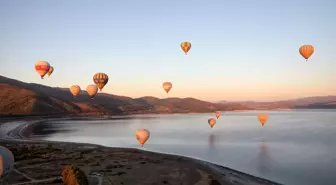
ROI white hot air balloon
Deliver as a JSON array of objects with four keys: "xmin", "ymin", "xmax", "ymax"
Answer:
[{"xmin": 0, "ymin": 146, "xmax": 15, "ymax": 179}]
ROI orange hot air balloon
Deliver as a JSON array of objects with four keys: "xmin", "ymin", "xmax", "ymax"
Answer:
[
  {"xmin": 93, "ymin": 73, "xmax": 109, "ymax": 92},
  {"xmin": 162, "ymin": 82, "xmax": 172, "ymax": 93},
  {"xmin": 299, "ymin": 45, "xmax": 314, "ymax": 61},
  {"xmin": 215, "ymin": 111, "xmax": 221, "ymax": 119},
  {"xmin": 47, "ymin": 66, "xmax": 54, "ymax": 77},
  {"xmin": 86, "ymin": 84, "xmax": 98, "ymax": 99},
  {"xmin": 258, "ymin": 113, "xmax": 269, "ymax": 126},
  {"xmin": 135, "ymin": 129, "xmax": 150, "ymax": 147},
  {"xmin": 70, "ymin": 85, "xmax": 81, "ymax": 97},
  {"xmin": 180, "ymin": 41, "xmax": 191, "ymax": 55},
  {"xmin": 34, "ymin": 61, "xmax": 50, "ymax": 79},
  {"xmin": 208, "ymin": 118, "xmax": 216, "ymax": 128}
]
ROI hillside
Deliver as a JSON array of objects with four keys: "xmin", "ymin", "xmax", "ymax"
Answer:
[
  {"xmin": 0, "ymin": 76, "xmax": 250, "ymax": 116},
  {"xmin": 293, "ymin": 101, "xmax": 336, "ymax": 109},
  {"xmin": 219, "ymin": 96, "xmax": 336, "ymax": 109}
]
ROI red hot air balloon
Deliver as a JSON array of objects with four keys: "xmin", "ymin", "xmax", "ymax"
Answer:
[{"xmin": 34, "ymin": 61, "xmax": 50, "ymax": 79}]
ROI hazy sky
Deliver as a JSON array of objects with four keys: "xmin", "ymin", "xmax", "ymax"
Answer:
[{"xmin": 0, "ymin": 0, "xmax": 335, "ymax": 101}]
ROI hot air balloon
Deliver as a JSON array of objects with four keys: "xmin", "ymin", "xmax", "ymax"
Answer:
[
  {"xmin": 181, "ymin": 41, "xmax": 191, "ymax": 55},
  {"xmin": 86, "ymin": 84, "xmax": 98, "ymax": 99},
  {"xmin": 258, "ymin": 113, "xmax": 269, "ymax": 126},
  {"xmin": 162, "ymin": 82, "xmax": 172, "ymax": 93},
  {"xmin": 215, "ymin": 111, "xmax": 221, "ymax": 119},
  {"xmin": 299, "ymin": 45, "xmax": 314, "ymax": 61},
  {"xmin": 34, "ymin": 61, "xmax": 50, "ymax": 79},
  {"xmin": 93, "ymin": 73, "xmax": 109, "ymax": 92},
  {"xmin": 70, "ymin": 85, "xmax": 81, "ymax": 97},
  {"xmin": 47, "ymin": 66, "xmax": 54, "ymax": 77},
  {"xmin": 135, "ymin": 129, "xmax": 150, "ymax": 147},
  {"xmin": 208, "ymin": 118, "xmax": 216, "ymax": 128},
  {"xmin": 0, "ymin": 146, "xmax": 15, "ymax": 179}
]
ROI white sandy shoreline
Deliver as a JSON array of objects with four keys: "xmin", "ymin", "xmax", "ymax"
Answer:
[{"xmin": 0, "ymin": 116, "xmax": 283, "ymax": 185}]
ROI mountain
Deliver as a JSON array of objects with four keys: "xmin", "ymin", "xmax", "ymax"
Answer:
[
  {"xmin": 218, "ymin": 96, "xmax": 336, "ymax": 109},
  {"xmin": 0, "ymin": 76, "xmax": 250, "ymax": 117},
  {"xmin": 293, "ymin": 101, "xmax": 336, "ymax": 109}
]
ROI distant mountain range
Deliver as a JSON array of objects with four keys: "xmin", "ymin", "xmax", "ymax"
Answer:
[
  {"xmin": 218, "ymin": 96, "xmax": 336, "ymax": 109},
  {"xmin": 0, "ymin": 75, "xmax": 335, "ymax": 117},
  {"xmin": 0, "ymin": 76, "xmax": 249, "ymax": 116}
]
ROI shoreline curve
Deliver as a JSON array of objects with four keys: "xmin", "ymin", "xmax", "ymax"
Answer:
[{"xmin": 1, "ymin": 116, "xmax": 283, "ymax": 185}]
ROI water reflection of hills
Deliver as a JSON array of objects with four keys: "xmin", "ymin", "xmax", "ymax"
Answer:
[
  {"xmin": 29, "ymin": 121, "xmax": 75, "ymax": 138},
  {"xmin": 28, "ymin": 116, "xmax": 160, "ymax": 138},
  {"xmin": 107, "ymin": 116, "xmax": 159, "ymax": 120}
]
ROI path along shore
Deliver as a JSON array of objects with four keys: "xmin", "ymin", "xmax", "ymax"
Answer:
[{"xmin": 0, "ymin": 116, "xmax": 283, "ymax": 185}]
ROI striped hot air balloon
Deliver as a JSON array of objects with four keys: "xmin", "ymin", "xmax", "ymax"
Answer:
[
  {"xmin": 180, "ymin": 41, "xmax": 191, "ymax": 55},
  {"xmin": 208, "ymin": 118, "xmax": 216, "ymax": 128},
  {"xmin": 93, "ymin": 73, "xmax": 109, "ymax": 92},
  {"xmin": 299, "ymin": 45, "xmax": 314, "ymax": 61},
  {"xmin": 34, "ymin": 61, "xmax": 50, "ymax": 79}
]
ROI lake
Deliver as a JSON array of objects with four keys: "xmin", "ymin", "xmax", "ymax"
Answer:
[{"xmin": 28, "ymin": 110, "xmax": 336, "ymax": 185}]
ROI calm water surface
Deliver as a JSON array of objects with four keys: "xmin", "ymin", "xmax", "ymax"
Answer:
[{"xmin": 29, "ymin": 110, "xmax": 336, "ymax": 185}]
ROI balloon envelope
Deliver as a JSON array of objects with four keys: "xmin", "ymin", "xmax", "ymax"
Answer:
[
  {"xmin": 135, "ymin": 129, "xmax": 150, "ymax": 146},
  {"xmin": 162, "ymin": 82, "xmax": 172, "ymax": 93},
  {"xmin": 86, "ymin": 84, "xmax": 98, "ymax": 98},
  {"xmin": 299, "ymin": 45, "xmax": 314, "ymax": 61},
  {"xmin": 208, "ymin": 118, "xmax": 216, "ymax": 128},
  {"xmin": 70, "ymin": 85, "xmax": 81, "ymax": 97},
  {"xmin": 180, "ymin": 41, "xmax": 191, "ymax": 54},
  {"xmin": 0, "ymin": 146, "xmax": 14, "ymax": 179},
  {"xmin": 34, "ymin": 60, "xmax": 50, "ymax": 79},
  {"xmin": 47, "ymin": 66, "xmax": 54, "ymax": 77},
  {"xmin": 215, "ymin": 111, "xmax": 221, "ymax": 119},
  {"xmin": 93, "ymin": 73, "xmax": 109, "ymax": 92},
  {"xmin": 258, "ymin": 113, "xmax": 269, "ymax": 126}
]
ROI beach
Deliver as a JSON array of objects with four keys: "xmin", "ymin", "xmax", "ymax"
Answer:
[{"xmin": 1, "ymin": 117, "xmax": 282, "ymax": 185}]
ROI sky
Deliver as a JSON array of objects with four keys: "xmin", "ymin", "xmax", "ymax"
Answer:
[{"xmin": 0, "ymin": 0, "xmax": 335, "ymax": 102}]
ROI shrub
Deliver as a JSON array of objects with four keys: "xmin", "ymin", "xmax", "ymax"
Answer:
[{"xmin": 62, "ymin": 165, "xmax": 88, "ymax": 185}]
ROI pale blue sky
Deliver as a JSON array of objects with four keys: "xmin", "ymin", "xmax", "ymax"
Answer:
[{"xmin": 0, "ymin": 0, "xmax": 335, "ymax": 101}]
